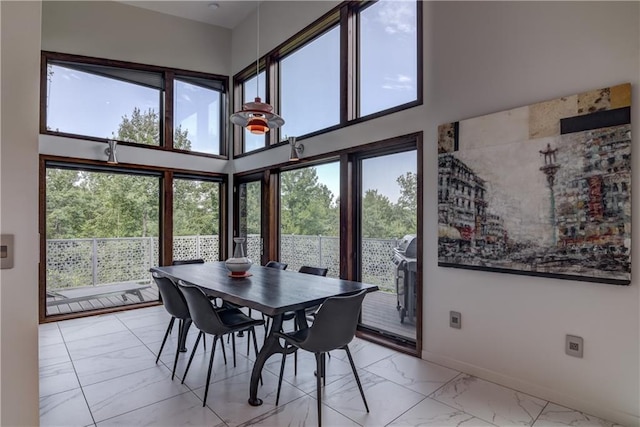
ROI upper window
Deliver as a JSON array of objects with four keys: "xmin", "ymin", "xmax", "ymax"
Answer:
[
  {"xmin": 46, "ymin": 62, "xmax": 162, "ymax": 145},
  {"xmin": 359, "ymin": 0, "xmax": 418, "ymax": 117},
  {"xmin": 231, "ymin": 0, "xmax": 422, "ymax": 156},
  {"xmin": 42, "ymin": 53, "xmax": 228, "ymax": 157},
  {"xmin": 174, "ymin": 76, "xmax": 224, "ymax": 155},
  {"xmin": 280, "ymin": 25, "xmax": 340, "ymax": 139}
]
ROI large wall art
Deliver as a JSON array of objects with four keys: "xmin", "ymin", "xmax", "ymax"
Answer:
[{"xmin": 438, "ymin": 83, "xmax": 631, "ymax": 285}]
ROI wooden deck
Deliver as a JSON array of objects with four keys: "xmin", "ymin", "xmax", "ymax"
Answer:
[
  {"xmin": 46, "ymin": 284, "xmax": 416, "ymax": 342},
  {"xmin": 362, "ymin": 290, "xmax": 416, "ymax": 341},
  {"xmin": 46, "ymin": 284, "xmax": 159, "ymax": 316}
]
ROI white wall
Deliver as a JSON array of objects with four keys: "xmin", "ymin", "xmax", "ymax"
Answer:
[
  {"xmin": 40, "ymin": 0, "xmax": 232, "ymax": 173},
  {"xmin": 0, "ymin": 1, "xmax": 42, "ymax": 425},
  {"xmin": 233, "ymin": 2, "xmax": 640, "ymax": 425},
  {"xmin": 424, "ymin": 3, "xmax": 639, "ymax": 425},
  {"xmin": 42, "ymin": 1, "xmax": 231, "ymax": 76}
]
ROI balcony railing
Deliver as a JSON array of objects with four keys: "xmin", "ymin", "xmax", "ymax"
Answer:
[{"xmin": 46, "ymin": 235, "xmax": 398, "ymax": 292}]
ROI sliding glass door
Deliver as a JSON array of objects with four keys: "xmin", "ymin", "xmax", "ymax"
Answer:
[
  {"xmin": 44, "ymin": 164, "xmax": 160, "ymax": 316},
  {"xmin": 172, "ymin": 176, "xmax": 222, "ymax": 262},
  {"xmin": 358, "ymin": 150, "xmax": 418, "ymax": 344},
  {"xmin": 280, "ymin": 162, "xmax": 340, "ymax": 276},
  {"xmin": 237, "ymin": 179, "xmax": 263, "ymax": 264}
]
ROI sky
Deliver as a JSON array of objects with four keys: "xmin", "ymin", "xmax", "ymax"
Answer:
[{"xmin": 46, "ymin": 0, "xmax": 417, "ymax": 202}]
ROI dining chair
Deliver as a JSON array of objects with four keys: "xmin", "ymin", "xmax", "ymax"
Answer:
[
  {"xmin": 171, "ymin": 258, "xmax": 205, "ymax": 265},
  {"xmin": 288, "ymin": 265, "xmax": 329, "ymax": 374},
  {"xmin": 274, "ymin": 289, "xmax": 370, "ymax": 426},
  {"xmin": 178, "ymin": 282, "xmax": 265, "ymax": 407},
  {"xmin": 259, "ymin": 260, "xmax": 289, "ymax": 333},
  {"xmin": 265, "ymin": 260, "xmax": 288, "ymax": 270},
  {"xmin": 152, "ymin": 273, "xmax": 213, "ymax": 380}
]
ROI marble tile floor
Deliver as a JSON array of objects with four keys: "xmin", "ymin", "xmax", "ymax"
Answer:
[{"xmin": 40, "ymin": 305, "xmax": 623, "ymax": 427}]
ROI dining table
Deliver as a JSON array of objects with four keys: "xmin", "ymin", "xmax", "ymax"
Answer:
[{"xmin": 150, "ymin": 261, "xmax": 379, "ymax": 406}]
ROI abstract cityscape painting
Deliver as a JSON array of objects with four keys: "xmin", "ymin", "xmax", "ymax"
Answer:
[{"xmin": 438, "ymin": 83, "xmax": 631, "ymax": 285}]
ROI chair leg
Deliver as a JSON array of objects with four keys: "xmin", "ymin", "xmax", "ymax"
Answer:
[
  {"xmin": 220, "ymin": 336, "xmax": 227, "ymax": 365},
  {"xmin": 156, "ymin": 317, "xmax": 175, "ymax": 364},
  {"xmin": 202, "ymin": 336, "xmax": 217, "ymax": 407},
  {"xmin": 171, "ymin": 319, "xmax": 183, "ymax": 380},
  {"xmin": 231, "ymin": 332, "xmax": 237, "ymax": 367},
  {"xmin": 294, "ymin": 350, "xmax": 297, "ymax": 376},
  {"xmin": 315, "ymin": 352, "xmax": 323, "ymax": 427},
  {"xmin": 275, "ymin": 347, "xmax": 287, "ymax": 406},
  {"xmin": 344, "ymin": 345, "xmax": 369, "ymax": 412},
  {"xmin": 181, "ymin": 331, "xmax": 203, "ymax": 384},
  {"xmin": 247, "ymin": 330, "xmax": 250, "ymax": 356}
]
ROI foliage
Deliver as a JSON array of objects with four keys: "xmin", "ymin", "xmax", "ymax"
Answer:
[
  {"xmin": 47, "ymin": 108, "xmax": 416, "ymax": 242},
  {"xmin": 280, "ymin": 168, "xmax": 338, "ymax": 236},
  {"xmin": 46, "ymin": 109, "xmax": 220, "ymax": 240}
]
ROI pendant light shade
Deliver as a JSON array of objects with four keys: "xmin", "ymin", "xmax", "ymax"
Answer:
[
  {"xmin": 230, "ymin": 4, "xmax": 284, "ymax": 134},
  {"xmin": 230, "ymin": 97, "xmax": 284, "ymax": 135}
]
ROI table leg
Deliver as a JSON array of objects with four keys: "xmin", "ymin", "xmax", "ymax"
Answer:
[{"xmin": 248, "ymin": 314, "xmax": 291, "ymax": 406}]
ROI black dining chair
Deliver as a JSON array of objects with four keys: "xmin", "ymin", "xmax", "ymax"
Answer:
[
  {"xmin": 178, "ymin": 282, "xmax": 265, "ymax": 407},
  {"xmin": 274, "ymin": 289, "xmax": 370, "ymax": 426},
  {"xmin": 259, "ymin": 260, "xmax": 289, "ymax": 333},
  {"xmin": 152, "ymin": 273, "xmax": 213, "ymax": 380},
  {"xmin": 265, "ymin": 260, "xmax": 288, "ymax": 270},
  {"xmin": 287, "ymin": 265, "xmax": 329, "ymax": 374},
  {"xmin": 172, "ymin": 258, "xmax": 205, "ymax": 265}
]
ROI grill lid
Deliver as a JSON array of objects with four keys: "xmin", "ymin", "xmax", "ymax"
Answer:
[{"xmin": 396, "ymin": 234, "xmax": 417, "ymax": 258}]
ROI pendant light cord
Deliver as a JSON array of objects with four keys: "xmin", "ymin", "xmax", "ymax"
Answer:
[{"xmin": 256, "ymin": 3, "xmax": 260, "ymax": 98}]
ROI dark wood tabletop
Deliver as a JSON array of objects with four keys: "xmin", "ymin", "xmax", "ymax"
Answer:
[{"xmin": 150, "ymin": 261, "xmax": 378, "ymax": 316}]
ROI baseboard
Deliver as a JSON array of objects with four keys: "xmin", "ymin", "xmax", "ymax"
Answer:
[{"xmin": 422, "ymin": 350, "xmax": 639, "ymax": 427}]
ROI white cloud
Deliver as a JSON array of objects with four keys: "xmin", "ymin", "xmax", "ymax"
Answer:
[
  {"xmin": 382, "ymin": 74, "xmax": 414, "ymax": 90},
  {"xmin": 377, "ymin": 1, "xmax": 416, "ymax": 35}
]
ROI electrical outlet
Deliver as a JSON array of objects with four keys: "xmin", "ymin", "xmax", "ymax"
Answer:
[
  {"xmin": 450, "ymin": 311, "xmax": 461, "ymax": 329},
  {"xmin": 566, "ymin": 335, "xmax": 583, "ymax": 358}
]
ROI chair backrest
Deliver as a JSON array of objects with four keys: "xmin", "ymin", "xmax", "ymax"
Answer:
[
  {"xmin": 177, "ymin": 282, "xmax": 228, "ymax": 336},
  {"xmin": 299, "ymin": 265, "xmax": 328, "ymax": 277},
  {"xmin": 172, "ymin": 259, "xmax": 205, "ymax": 265},
  {"xmin": 300, "ymin": 289, "xmax": 367, "ymax": 353},
  {"xmin": 152, "ymin": 273, "xmax": 190, "ymax": 320},
  {"xmin": 265, "ymin": 260, "xmax": 288, "ymax": 270}
]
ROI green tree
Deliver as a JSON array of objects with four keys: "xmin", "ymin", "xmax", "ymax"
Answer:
[
  {"xmin": 280, "ymin": 167, "xmax": 338, "ymax": 236},
  {"xmin": 361, "ymin": 189, "xmax": 398, "ymax": 238},
  {"xmin": 394, "ymin": 171, "xmax": 417, "ymax": 235}
]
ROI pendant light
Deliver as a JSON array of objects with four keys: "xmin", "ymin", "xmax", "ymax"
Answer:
[{"xmin": 230, "ymin": 4, "xmax": 284, "ymax": 135}]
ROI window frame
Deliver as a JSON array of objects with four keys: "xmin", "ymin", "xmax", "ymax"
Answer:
[
  {"xmin": 231, "ymin": 131, "xmax": 423, "ymax": 355},
  {"xmin": 231, "ymin": 0, "xmax": 423, "ymax": 157},
  {"xmin": 40, "ymin": 51, "xmax": 229, "ymax": 159},
  {"xmin": 39, "ymin": 154, "xmax": 228, "ymax": 323}
]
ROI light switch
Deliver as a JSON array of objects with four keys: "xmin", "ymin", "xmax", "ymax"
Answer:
[{"xmin": 1, "ymin": 234, "xmax": 14, "ymax": 269}]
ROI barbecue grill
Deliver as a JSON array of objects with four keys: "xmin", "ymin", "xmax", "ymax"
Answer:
[{"xmin": 392, "ymin": 234, "xmax": 417, "ymax": 323}]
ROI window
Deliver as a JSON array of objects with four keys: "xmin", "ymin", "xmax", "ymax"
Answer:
[
  {"xmin": 280, "ymin": 162, "xmax": 340, "ymax": 276},
  {"xmin": 359, "ymin": 150, "xmax": 418, "ymax": 341},
  {"xmin": 44, "ymin": 164, "xmax": 161, "ymax": 316},
  {"xmin": 359, "ymin": 0, "xmax": 418, "ymax": 117},
  {"xmin": 280, "ymin": 26, "xmax": 341, "ymax": 139},
  {"xmin": 46, "ymin": 62, "xmax": 162, "ymax": 144},
  {"xmin": 42, "ymin": 52, "xmax": 228, "ymax": 157},
  {"xmin": 237, "ymin": 180, "xmax": 263, "ymax": 262},
  {"xmin": 174, "ymin": 77, "xmax": 224, "ymax": 155},
  {"xmin": 231, "ymin": 1, "xmax": 421, "ymax": 155},
  {"xmin": 173, "ymin": 177, "xmax": 222, "ymax": 261}
]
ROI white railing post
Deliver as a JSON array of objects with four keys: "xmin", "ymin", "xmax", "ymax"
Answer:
[
  {"xmin": 92, "ymin": 238, "xmax": 98, "ymax": 287},
  {"xmin": 318, "ymin": 235, "xmax": 323, "ymax": 266}
]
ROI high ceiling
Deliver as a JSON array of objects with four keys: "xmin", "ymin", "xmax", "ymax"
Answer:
[{"xmin": 117, "ymin": 1, "xmax": 261, "ymax": 29}]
